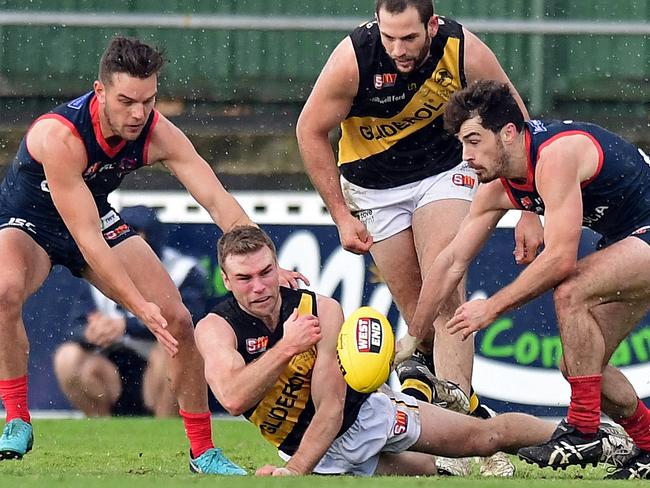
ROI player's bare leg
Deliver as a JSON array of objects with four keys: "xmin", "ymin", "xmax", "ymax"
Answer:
[
  {"xmin": 414, "ymin": 401, "xmax": 556, "ymax": 458},
  {"xmin": 86, "ymin": 235, "xmax": 245, "ymax": 474},
  {"xmin": 143, "ymin": 344, "xmax": 178, "ymax": 417},
  {"xmin": 376, "ymin": 451, "xmax": 437, "ymax": 476},
  {"xmin": 588, "ymin": 301, "xmax": 650, "ymax": 419},
  {"xmin": 371, "ymin": 199, "xmax": 479, "ymax": 476},
  {"xmin": 521, "ymin": 237, "xmax": 650, "ymax": 472},
  {"xmin": 370, "ymin": 228, "xmax": 422, "ymax": 325},
  {"xmin": 412, "ymin": 199, "xmax": 473, "ymax": 396},
  {"xmin": 554, "ymin": 238, "xmax": 650, "ymax": 417},
  {"xmin": 0, "ymin": 229, "xmax": 51, "ymax": 459}
]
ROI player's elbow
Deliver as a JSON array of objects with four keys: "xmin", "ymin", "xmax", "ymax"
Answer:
[
  {"xmin": 295, "ymin": 111, "xmax": 311, "ymax": 144},
  {"xmin": 221, "ymin": 401, "xmax": 245, "ymax": 417},
  {"xmin": 551, "ymin": 254, "xmax": 578, "ymax": 281},
  {"xmin": 204, "ymin": 374, "xmax": 247, "ymax": 416},
  {"xmin": 218, "ymin": 392, "xmax": 248, "ymax": 417},
  {"xmin": 296, "ymin": 113, "xmax": 327, "ymax": 152}
]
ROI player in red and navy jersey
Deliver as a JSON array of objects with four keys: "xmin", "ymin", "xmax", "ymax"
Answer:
[
  {"xmin": 407, "ymin": 79, "xmax": 650, "ymax": 478},
  {"xmin": 0, "ymin": 36, "xmax": 305, "ymax": 474}
]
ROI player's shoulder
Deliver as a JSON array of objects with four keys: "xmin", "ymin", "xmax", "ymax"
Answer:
[
  {"xmin": 314, "ymin": 293, "xmax": 342, "ymax": 316},
  {"xmin": 27, "ymin": 116, "xmax": 86, "ymax": 164},
  {"xmin": 29, "ymin": 114, "xmax": 81, "ymax": 143},
  {"xmin": 149, "ymin": 111, "xmax": 179, "ymax": 140},
  {"xmin": 325, "ymin": 35, "xmax": 357, "ymax": 71},
  {"xmin": 146, "ymin": 111, "xmax": 192, "ymax": 162},
  {"xmin": 196, "ymin": 310, "xmax": 237, "ymax": 342}
]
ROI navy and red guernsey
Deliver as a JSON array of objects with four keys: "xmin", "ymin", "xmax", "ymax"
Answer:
[
  {"xmin": 0, "ymin": 91, "xmax": 159, "ymax": 225},
  {"xmin": 501, "ymin": 119, "xmax": 650, "ymax": 245}
]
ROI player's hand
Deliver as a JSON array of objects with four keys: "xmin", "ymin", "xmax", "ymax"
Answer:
[
  {"xmin": 514, "ymin": 212, "xmax": 543, "ymax": 265},
  {"xmin": 84, "ymin": 312, "xmax": 127, "ymax": 347},
  {"xmin": 278, "ymin": 267, "xmax": 310, "ymax": 289},
  {"xmin": 337, "ymin": 213, "xmax": 373, "ymax": 255},
  {"xmin": 255, "ymin": 464, "xmax": 299, "ymax": 476},
  {"xmin": 281, "ymin": 308, "xmax": 321, "ymax": 355},
  {"xmin": 394, "ymin": 334, "xmax": 421, "ymax": 366},
  {"xmin": 137, "ymin": 302, "xmax": 179, "ymax": 357},
  {"xmin": 446, "ymin": 299, "xmax": 496, "ymax": 340},
  {"xmin": 406, "ymin": 316, "xmax": 433, "ymax": 342}
]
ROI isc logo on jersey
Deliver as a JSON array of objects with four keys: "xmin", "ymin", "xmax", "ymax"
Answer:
[
  {"xmin": 337, "ymin": 306, "xmax": 395, "ymax": 393},
  {"xmin": 356, "ymin": 317, "xmax": 383, "ymax": 353}
]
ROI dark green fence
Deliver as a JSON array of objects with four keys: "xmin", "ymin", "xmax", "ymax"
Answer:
[{"xmin": 0, "ymin": 1, "xmax": 648, "ymax": 116}]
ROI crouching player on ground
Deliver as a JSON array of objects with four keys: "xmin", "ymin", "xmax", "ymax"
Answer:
[{"xmin": 195, "ymin": 226, "xmax": 560, "ymax": 476}]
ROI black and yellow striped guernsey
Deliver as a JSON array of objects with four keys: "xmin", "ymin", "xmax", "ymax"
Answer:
[
  {"xmin": 339, "ymin": 17, "xmax": 466, "ymax": 189},
  {"xmin": 211, "ymin": 287, "xmax": 369, "ymax": 455}
]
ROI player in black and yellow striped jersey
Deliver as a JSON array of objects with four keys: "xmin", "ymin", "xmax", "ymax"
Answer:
[
  {"xmin": 209, "ymin": 284, "xmax": 368, "ymax": 455},
  {"xmin": 297, "ymin": 0, "xmax": 543, "ymax": 431},
  {"xmin": 195, "ymin": 226, "xmax": 563, "ymax": 476}
]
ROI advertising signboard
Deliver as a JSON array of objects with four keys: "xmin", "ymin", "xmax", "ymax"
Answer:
[{"xmin": 22, "ymin": 192, "xmax": 650, "ymax": 414}]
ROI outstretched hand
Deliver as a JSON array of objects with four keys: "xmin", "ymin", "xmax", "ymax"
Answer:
[
  {"xmin": 138, "ymin": 301, "xmax": 179, "ymax": 357},
  {"xmin": 446, "ymin": 299, "xmax": 496, "ymax": 340}
]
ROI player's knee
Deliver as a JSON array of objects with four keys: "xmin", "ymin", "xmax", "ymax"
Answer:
[
  {"xmin": 0, "ymin": 279, "xmax": 27, "ymax": 313},
  {"xmin": 553, "ymin": 279, "xmax": 583, "ymax": 316},
  {"xmin": 164, "ymin": 303, "xmax": 193, "ymax": 342},
  {"xmin": 470, "ymin": 420, "xmax": 506, "ymax": 456},
  {"xmin": 53, "ymin": 342, "xmax": 86, "ymax": 380}
]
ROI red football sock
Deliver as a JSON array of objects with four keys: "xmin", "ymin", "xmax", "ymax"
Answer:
[
  {"xmin": 180, "ymin": 409, "xmax": 214, "ymax": 457},
  {"xmin": 567, "ymin": 374, "xmax": 601, "ymax": 434},
  {"xmin": 618, "ymin": 399, "xmax": 650, "ymax": 451},
  {"xmin": 0, "ymin": 375, "xmax": 30, "ymax": 423}
]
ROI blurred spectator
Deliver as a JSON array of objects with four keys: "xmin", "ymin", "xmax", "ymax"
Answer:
[{"xmin": 53, "ymin": 206, "xmax": 209, "ymax": 417}]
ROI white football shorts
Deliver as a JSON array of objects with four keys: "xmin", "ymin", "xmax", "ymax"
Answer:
[
  {"xmin": 341, "ymin": 161, "xmax": 478, "ymax": 242},
  {"xmin": 280, "ymin": 387, "xmax": 421, "ymax": 476}
]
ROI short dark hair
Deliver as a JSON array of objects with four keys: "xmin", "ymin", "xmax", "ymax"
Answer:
[
  {"xmin": 444, "ymin": 80, "xmax": 525, "ymax": 135},
  {"xmin": 218, "ymin": 226, "xmax": 277, "ymax": 273},
  {"xmin": 375, "ymin": 0, "xmax": 434, "ymax": 25},
  {"xmin": 98, "ymin": 36, "xmax": 165, "ymax": 84}
]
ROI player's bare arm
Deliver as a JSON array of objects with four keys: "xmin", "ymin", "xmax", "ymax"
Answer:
[
  {"xmin": 195, "ymin": 309, "xmax": 321, "ymax": 416},
  {"xmin": 407, "ymin": 180, "xmax": 509, "ymax": 341},
  {"xmin": 297, "ymin": 37, "xmax": 373, "ymax": 255},
  {"xmin": 28, "ymin": 119, "xmax": 178, "ymax": 356},
  {"xmin": 448, "ymin": 136, "xmax": 598, "ymax": 338},
  {"xmin": 464, "ymin": 27, "xmax": 544, "ymax": 264}
]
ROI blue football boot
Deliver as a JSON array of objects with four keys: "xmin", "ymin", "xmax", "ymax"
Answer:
[
  {"xmin": 189, "ymin": 447, "xmax": 247, "ymax": 475},
  {"xmin": 0, "ymin": 419, "xmax": 33, "ymax": 460}
]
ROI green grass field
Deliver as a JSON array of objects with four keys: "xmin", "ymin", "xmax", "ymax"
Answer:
[{"xmin": 0, "ymin": 417, "xmax": 640, "ymax": 487}]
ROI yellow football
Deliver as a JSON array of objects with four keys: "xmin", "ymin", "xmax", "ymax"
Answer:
[{"xmin": 336, "ymin": 306, "xmax": 395, "ymax": 393}]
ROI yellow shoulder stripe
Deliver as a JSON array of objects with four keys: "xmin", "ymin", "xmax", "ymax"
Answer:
[
  {"xmin": 297, "ymin": 293, "xmax": 313, "ymax": 316},
  {"xmin": 338, "ymin": 37, "xmax": 461, "ymax": 164}
]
